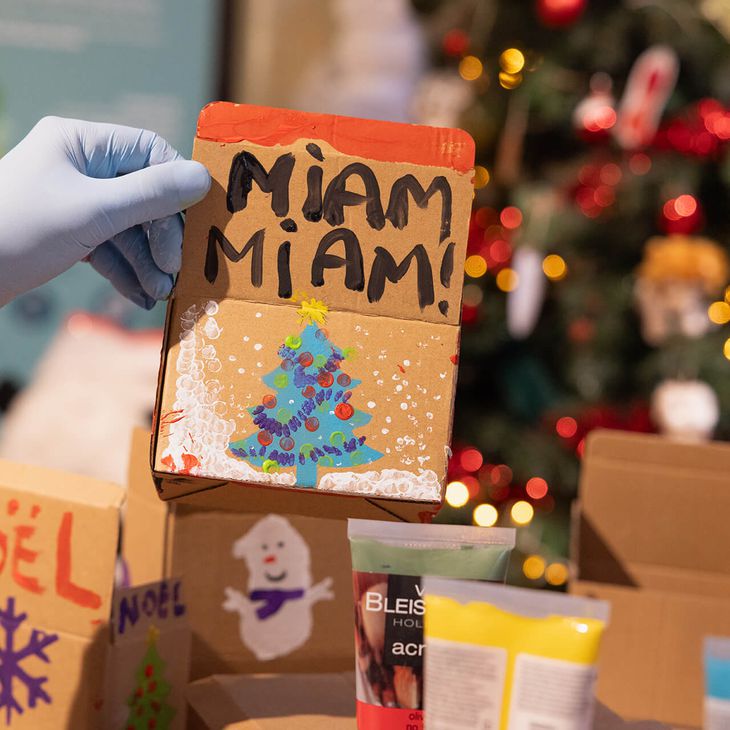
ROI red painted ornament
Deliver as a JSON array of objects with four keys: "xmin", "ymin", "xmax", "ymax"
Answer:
[
  {"xmin": 144, "ymin": 664, "xmax": 153, "ymax": 678},
  {"xmin": 280, "ymin": 436, "xmax": 295, "ymax": 451},
  {"xmin": 305, "ymin": 417, "xmax": 320, "ymax": 432},
  {"xmin": 298, "ymin": 351, "xmax": 314, "ymax": 367},
  {"xmin": 337, "ymin": 373, "xmax": 352, "ymax": 387},
  {"xmin": 335, "ymin": 403, "xmax": 354, "ymax": 420},
  {"xmin": 258, "ymin": 430, "xmax": 273, "ymax": 446},
  {"xmin": 302, "ymin": 385, "xmax": 316, "ymax": 399},
  {"xmin": 317, "ymin": 371, "xmax": 334, "ymax": 388},
  {"xmin": 536, "ymin": 0, "xmax": 586, "ymax": 27},
  {"xmin": 262, "ymin": 394, "xmax": 277, "ymax": 409}
]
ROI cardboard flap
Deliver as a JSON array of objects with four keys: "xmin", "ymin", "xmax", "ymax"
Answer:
[
  {"xmin": 186, "ymin": 673, "xmax": 356, "ymax": 729},
  {"xmin": 576, "ymin": 430, "xmax": 730, "ymax": 585}
]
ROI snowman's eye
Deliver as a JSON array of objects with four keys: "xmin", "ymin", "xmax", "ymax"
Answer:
[
  {"xmin": 262, "ymin": 544, "xmax": 268, "ymax": 550},
  {"xmin": 277, "ymin": 541, "xmax": 285, "ymax": 548}
]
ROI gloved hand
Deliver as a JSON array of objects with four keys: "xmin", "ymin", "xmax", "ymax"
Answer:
[{"xmin": 0, "ymin": 116, "xmax": 211, "ymax": 308}]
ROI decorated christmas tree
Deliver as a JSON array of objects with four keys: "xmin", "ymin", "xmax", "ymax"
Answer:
[
  {"xmin": 410, "ymin": 0, "xmax": 730, "ymax": 585},
  {"xmin": 229, "ymin": 298, "xmax": 382, "ymax": 486},
  {"xmin": 125, "ymin": 625, "xmax": 175, "ymax": 730}
]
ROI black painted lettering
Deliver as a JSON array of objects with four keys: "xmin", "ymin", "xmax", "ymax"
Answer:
[
  {"xmin": 311, "ymin": 228, "xmax": 365, "ymax": 291},
  {"xmin": 277, "ymin": 241, "xmax": 292, "ymax": 299},
  {"xmin": 367, "ymin": 245, "xmax": 434, "ymax": 309},
  {"xmin": 385, "ymin": 174, "xmax": 452, "ymax": 243},
  {"xmin": 440, "ymin": 242, "xmax": 455, "ymax": 287},
  {"xmin": 227, "ymin": 151, "xmax": 295, "ymax": 216},
  {"xmin": 302, "ymin": 165, "xmax": 324, "ymax": 222},
  {"xmin": 323, "ymin": 163, "xmax": 385, "ymax": 230},
  {"xmin": 205, "ymin": 225, "xmax": 264, "ymax": 286}
]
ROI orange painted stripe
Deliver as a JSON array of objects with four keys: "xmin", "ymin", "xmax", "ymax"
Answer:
[{"xmin": 197, "ymin": 102, "xmax": 475, "ymax": 173}]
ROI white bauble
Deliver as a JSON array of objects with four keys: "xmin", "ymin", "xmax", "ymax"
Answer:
[
  {"xmin": 507, "ymin": 247, "xmax": 547, "ymax": 339},
  {"xmin": 651, "ymin": 379, "xmax": 719, "ymax": 442}
]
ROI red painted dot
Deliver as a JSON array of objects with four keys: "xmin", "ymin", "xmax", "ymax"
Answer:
[
  {"xmin": 148, "ymin": 681, "xmax": 157, "ymax": 693},
  {"xmin": 30, "ymin": 504, "xmax": 40, "ymax": 519},
  {"xmin": 148, "ymin": 719, "xmax": 157, "ymax": 729},
  {"xmin": 280, "ymin": 437, "xmax": 295, "ymax": 451},
  {"xmin": 450, "ymin": 354, "xmax": 459, "ymax": 365},
  {"xmin": 302, "ymin": 386, "xmax": 316, "ymax": 399},
  {"xmin": 144, "ymin": 664, "xmax": 153, "ymax": 678},
  {"xmin": 556, "ymin": 416, "xmax": 578, "ymax": 439},
  {"xmin": 337, "ymin": 373, "xmax": 351, "ymax": 387},
  {"xmin": 7, "ymin": 499, "xmax": 18, "ymax": 516},
  {"xmin": 262, "ymin": 394, "xmax": 277, "ymax": 409},
  {"xmin": 317, "ymin": 372, "xmax": 334, "ymax": 387},
  {"xmin": 258, "ymin": 430, "xmax": 273, "ymax": 446},
  {"xmin": 305, "ymin": 417, "xmax": 320, "ymax": 432},
  {"xmin": 298, "ymin": 352, "xmax": 314, "ymax": 367},
  {"xmin": 335, "ymin": 403, "xmax": 354, "ymax": 421}
]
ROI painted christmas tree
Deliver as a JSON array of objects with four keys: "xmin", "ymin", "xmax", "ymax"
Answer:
[
  {"xmin": 125, "ymin": 625, "xmax": 175, "ymax": 730},
  {"xmin": 229, "ymin": 298, "xmax": 382, "ymax": 487}
]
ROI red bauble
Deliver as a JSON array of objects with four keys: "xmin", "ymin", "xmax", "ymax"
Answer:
[
  {"xmin": 305, "ymin": 417, "xmax": 320, "ymax": 432},
  {"xmin": 302, "ymin": 385, "xmax": 316, "ymax": 399},
  {"xmin": 317, "ymin": 372, "xmax": 334, "ymax": 388},
  {"xmin": 335, "ymin": 403, "xmax": 354, "ymax": 420},
  {"xmin": 258, "ymin": 430, "xmax": 273, "ymax": 446},
  {"xmin": 262, "ymin": 394, "xmax": 277, "ymax": 409},
  {"xmin": 337, "ymin": 373, "xmax": 352, "ymax": 387},
  {"xmin": 298, "ymin": 351, "xmax": 314, "ymax": 367},
  {"xmin": 536, "ymin": 0, "xmax": 586, "ymax": 27}
]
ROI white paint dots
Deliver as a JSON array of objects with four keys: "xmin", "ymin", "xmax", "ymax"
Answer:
[
  {"xmin": 228, "ymin": 355, "xmax": 237, "ymax": 362},
  {"xmin": 400, "ymin": 403, "xmax": 408, "ymax": 410},
  {"xmin": 426, "ymin": 412, "xmax": 434, "ymax": 420},
  {"xmin": 403, "ymin": 359, "xmax": 410, "ymax": 366},
  {"xmin": 255, "ymin": 312, "xmax": 262, "ymax": 318},
  {"xmin": 256, "ymin": 362, "xmax": 263, "ymax": 368},
  {"xmin": 386, "ymin": 416, "xmax": 392, "ymax": 423},
  {"xmin": 254, "ymin": 343, "xmax": 263, "ymax": 351},
  {"xmin": 367, "ymin": 401, "xmax": 376, "ymax": 409},
  {"xmin": 238, "ymin": 368, "xmax": 245, "ymax": 374},
  {"xmin": 243, "ymin": 336, "xmax": 250, "ymax": 342},
  {"xmin": 396, "ymin": 385, "xmax": 403, "ymax": 392},
  {"xmin": 381, "ymin": 428, "xmax": 389, "ymax": 435}
]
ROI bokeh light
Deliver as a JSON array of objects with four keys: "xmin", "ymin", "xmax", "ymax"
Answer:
[
  {"xmin": 463, "ymin": 283, "xmax": 484, "ymax": 307},
  {"xmin": 556, "ymin": 416, "xmax": 578, "ymax": 438},
  {"xmin": 459, "ymin": 55, "xmax": 483, "ymax": 81},
  {"xmin": 500, "ymin": 206, "xmax": 523, "ymax": 229},
  {"xmin": 542, "ymin": 254, "xmax": 567, "ymax": 281},
  {"xmin": 465, "ymin": 254, "xmax": 488, "ymax": 278},
  {"xmin": 445, "ymin": 481, "xmax": 470, "ymax": 508},
  {"xmin": 511, "ymin": 500, "xmax": 534, "ymax": 525},
  {"xmin": 674, "ymin": 194, "xmax": 697, "ymax": 217},
  {"xmin": 473, "ymin": 503, "xmax": 499, "ymax": 527},
  {"xmin": 725, "ymin": 338, "xmax": 730, "ymax": 360},
  {"xmin": 499, "ymin": 71, "xmax": 522, "ymax": 89},
  {"xmin": 629, "ymin": 153, "xmax": 651, "ymax": 175},
  {"xmin": 460, "ymin": 448, "xmax": 484, "ymax": 472},
  {"xmin": 496, "ymin": 268, "xmax": 519, "ymax": 292},
  {"xmin": 500, "ymin": 48, "xmax": 525, "ymax": 74},
  {"xmin": 526, "ymin": 477, "xmax": 549, "ymax": 500},
  {"xmin": 523, "ymin": 555, "xmax": 546, "ymax": 580},
  {"xmin": 545, "ymin": 562, "xmax": 569, "ymax": 586},
  {"xmin": 474, "ymin": 165, "xmax": 490, "ymax": 189},
  {"xmin": 708, "ymin": 301, "xmax": 730, "ymax": 324}
]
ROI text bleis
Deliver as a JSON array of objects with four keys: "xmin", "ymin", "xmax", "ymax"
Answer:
[{"xmin": 204, "ymin": 143, "xmax": 456, "ymax": 316}]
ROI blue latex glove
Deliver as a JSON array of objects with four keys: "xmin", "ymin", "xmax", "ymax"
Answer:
[{"xmin": 0, "ymin": 116, "xmax": 210, "ymax": 308}]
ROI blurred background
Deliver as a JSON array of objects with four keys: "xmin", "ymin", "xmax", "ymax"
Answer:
[{"xmin": 0, "ymin": 0, "xmax": 728, "ymax": 586}]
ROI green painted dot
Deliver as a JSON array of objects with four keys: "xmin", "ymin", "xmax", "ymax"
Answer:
[
  {"xmin": 351, "ymin": 452, "xmax": 365, "ymax": 466},
  {"xmin": 342, "ymin": 347, "xmax": 356, "ymax": 360},
  {"xmin": 262, "ymin": 459, "xmax": 279, "ymax": 473},
  {"xmin": 273, "ymin": 373, "xmax": 289, "ymax": 388},
  {"xmin": 330, "ymin": 431, "xmax": 345, "ymax": 446},
  {"xmin": 319, "ymin": 455, "xmax": 333, "ymax": 467},
  {"xmin": 285, "ymin": 335, "xmax": 302, "ymax": 350},
  {"xmin": 300, "ymin": 443, "xmax": 314, "ymax": 457},
  {"xmin": 277, "ymin": 408, "xmax": 292, "ymax": 423},
  {"xmin": 314, "ymin": 354, "xmax": 327, "ymax": 368}
]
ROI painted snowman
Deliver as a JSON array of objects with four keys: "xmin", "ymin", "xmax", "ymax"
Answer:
[{"xmin": 223, "ymin": 515, "xmax": 334, "ymax": 661}]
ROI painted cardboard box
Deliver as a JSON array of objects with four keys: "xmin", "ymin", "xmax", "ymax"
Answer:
[
  {"xmin": 0, "ymin": 458, "xmax": 190, "ymax": 729},
  {"xmin": 151, "ymin": 102, "xmax": 475, "ymax": 519},
  {"xmin": 124, "ymin": 428, "xmax": 357, "ymax": 680}
]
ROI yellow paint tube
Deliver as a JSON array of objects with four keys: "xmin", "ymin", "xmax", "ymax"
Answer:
[{"xmin": 423, "ymin": 578, "xmax": 610, "ymax": 730}]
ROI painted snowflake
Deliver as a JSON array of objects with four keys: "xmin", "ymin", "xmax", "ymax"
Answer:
[{"xmin": 0, "ymin": 596, "xmax": 58, "ymax": 724}]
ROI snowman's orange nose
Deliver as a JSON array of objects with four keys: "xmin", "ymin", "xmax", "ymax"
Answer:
[{"xmin": 264, "ymin": 555, "xmax": 277, "ymax": 564}]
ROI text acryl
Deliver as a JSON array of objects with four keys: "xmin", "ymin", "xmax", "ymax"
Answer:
[{"xmin": 347, "ymin": 518, "xmax": 515, "ymax": 730}]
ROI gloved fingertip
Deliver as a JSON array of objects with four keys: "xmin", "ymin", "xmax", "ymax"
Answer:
[
  {"xmin": 171, "ymin": 160, "xmax": 211, "ymax": 208},
  {"xmin": 144, "ymin": 295, "xmax": 157, "ymax": 310}
]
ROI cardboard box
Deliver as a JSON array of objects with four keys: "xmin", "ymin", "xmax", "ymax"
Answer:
[
  {"xmin": 186, "ymin": 673, "xmax": 357, "ymax": 730},
  {"xmin": 571, "ymin": 429, "xmax": 730, "ymax": 728},
  {"xmin": 0, "ymin": 458, "xmax": 191, "ymax": 729},
  {"xmin": 151, "ymin": 102, "xmax": 475, "ymax": 520},
  {"xmin": 124, "ymin": 429, "xmax": 358, "ymax": 680}
]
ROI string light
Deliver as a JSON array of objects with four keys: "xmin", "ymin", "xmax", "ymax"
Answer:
[
  {"xmin": 473, "ymin": 503, "xmax": 499, "ymax": 527},
  {"xmin": 542, "ymin": 254, "xmax": 567, "ymax": 281},
  {"xmin": 461, "ymin": 475, "xmax": 481, "ymax": 499},
  {"xmin": 499, "ymin": 71, "xmax": 522, "ymax": 89},
  {"xmin": 500, "ymin": 206, "xmax": 523, "ymax": 229},
  {"xmin": 556, "ymin": 416, "xmax": 578, "ymax": 438},
  {"xmin": 463, "ymin": 283, "xmax": 484, "ymax": 307},
  {"xmin": 496, "ymin": 268, "xmax": 519, "ymax": 292},
  {"xmin": 523, "ymin": 555, "xmax": 546, "ymax": 580},
  {"xmin": 545, "ymin": 562, "xmax": 569, "ymax": 586},
  {"xmin": 490, "ymin": 464, "xmax": 512, "ymax": 487},
  {"xmin": 526, "ymin": 477, "xmax": 549, "ymax": 499},
  {"xmin": 445, "ymin": 481, "xmax": 470, "ymax": 508},
  {"xmin": 708, "ymin": 301, "xmax": 730, "ymax": 325},
  {"xmin": 500, "ymin": 48, "xmax": 525, "ymax": 74},
  {"xmin": 725, "ymin": 285, "xmax": 730, "ymax": 303},
  {"xmin": 724, "ymin": 338, "xmax": 730, "ymax": 360},
  {"xmin": 511, "ymin": 500, "xmax": 534, "ymax": 525},
  {"xmin": 465, "ymin": 254, "xmax": 488, "ymax": 278},
  {"xmin": 629, "ymin": 153, "xmax": 651, "ymax": 175},
  {"xmin": 460, "ymin": 448, "xmax": 484, "ymax": 472},
  {"xmin": 459, "ymin": 55, "xmax": 483, "ymax": 81},
  {"xmin": 474, "ymin": 165, "xmax": 490, "ymax": 188},
  {"xmin": 674, "ymin": 194, "xmax": 697, "ymax": 217}
]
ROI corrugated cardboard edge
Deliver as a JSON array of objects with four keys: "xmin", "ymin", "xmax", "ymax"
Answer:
[{"xmin": 186, "ymin": 676, "xmax": 249, "ymax": 730}]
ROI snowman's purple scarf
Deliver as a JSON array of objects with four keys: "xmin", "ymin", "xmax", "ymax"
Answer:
[{"xmin": 250, "ymin": 588, "xmax": 305, "ymax": 619}]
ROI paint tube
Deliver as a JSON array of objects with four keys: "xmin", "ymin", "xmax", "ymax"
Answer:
[
  {"xmin": 423, "ymin": 578, "xmax": 610, "ymax": 730},
  {"xmin": 348, "ymin": 518, "xmax": 515, "ymax": 730},
  {"xmin": 704, "ymin": 636, "xmax": 730, "ymax": 730}
]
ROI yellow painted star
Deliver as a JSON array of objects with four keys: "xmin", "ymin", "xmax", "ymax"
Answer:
[
  {"xmin": 147, "ymin": 624, "xmax": 160, "ymax": 645},
  {"xmin": 297, "ymin": 297, "xmax": 328, "ymax": 326}
]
